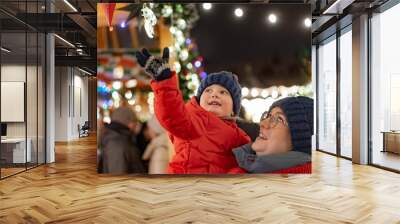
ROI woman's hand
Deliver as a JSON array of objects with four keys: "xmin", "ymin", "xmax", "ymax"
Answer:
[{"xmin": 135, "ymin": 47, "xmax": 172, "ymax": 81}]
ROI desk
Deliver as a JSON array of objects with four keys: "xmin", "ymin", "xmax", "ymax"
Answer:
[
  {"xmin": 1, "ymin": 138, "xmax": 31, "ymax": 163},
  {"xmin": 381, "ymin": 131, "xmax": 400, "ymax": 154}
]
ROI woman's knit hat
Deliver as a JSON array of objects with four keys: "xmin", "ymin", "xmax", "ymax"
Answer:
[
  {"xmin": 269, "ymin": 96, "xmax": 314, "ymax": 154},
  {"xmin": 196, "ymin": 71, "xmax": 242, "ymax": 116}
]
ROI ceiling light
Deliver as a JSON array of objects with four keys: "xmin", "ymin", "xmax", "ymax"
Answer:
[
  {"xmin": 54, "ymin": 34, "xmax": 75, "ymax": 48},
  {"xmin": 304, "ymin": 18, "xmax": 312, "ymax": 27},
  {"xmin": 78, "ymin": 67, "xmax": 92, "ymax": 76},
  {"xmin": 63, "ymin": 0, "xmax": 78, "ymax": 12},
  {"xmin": 1, "ymin": 47, "xmax": 11, "ymax": 53}
]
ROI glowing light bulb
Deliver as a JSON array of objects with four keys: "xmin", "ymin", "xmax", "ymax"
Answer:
[
  {"xmin": 234, "ymin": 8, "xmax": 243, "ymax": 17},
  {"xmin": 242, "ymin": 87, "xmax": 249, "ymax": 96},
  {"xmin": 304, "ymin": 18, "xmax": 312, "ymax": 27},
  {"xmin": 203, "ymin": 3, "xmax": 212, "ymax": 10},
  {"xmin": 268, "ymin": 14, "xmax": 277, "ymax": 24}
]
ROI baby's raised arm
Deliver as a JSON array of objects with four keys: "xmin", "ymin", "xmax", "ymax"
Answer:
[{"xmin": 136, "ymin": 48, "xmax": 200, "ymax": 140}]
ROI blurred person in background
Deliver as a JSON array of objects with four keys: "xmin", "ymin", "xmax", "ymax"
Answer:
[
  {"xmin": 142, "ymin": 116, "xmax": 172, "ymax": 174},
  {"xmin": 99, "ymin": 106, "xmax": 145, "ymax": 174},
  {"xmin": 136, "ymin": 122, "xmax": 151, "ymax": 159}
]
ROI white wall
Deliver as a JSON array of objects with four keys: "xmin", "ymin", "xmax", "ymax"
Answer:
[
  {"xmin": 1, "ymin": 65, "xmax": 26, "ymax": 140},
  {"xmin": 1, "ymin": 65, "xmax": 36, "ymax": 138},
  {"xmin": 54, "ymin": 67, "xmax": 89, "ymax": 141},
  {"xmin": 1, "ymin": 64, "xmax": 45, "ymax": 164},
  {"xmin": 55, "ymin": 67, "xmax": 69, "ymax": 141}
]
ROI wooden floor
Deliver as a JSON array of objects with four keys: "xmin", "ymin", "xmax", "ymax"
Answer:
[
  {"xmin": 1, "ymin": 163, "xmax": 44, "ymax": 178},
  {"xmin": 372, "ymin": 151, "xmax": 400, "ymax": 171},
  {"xmin": 1, "ymin": 167, "xmax": 26, "ymax": 178},
  {"xmin": 1, "ymin": 136, "xmax": 400, "ymax": 223}
]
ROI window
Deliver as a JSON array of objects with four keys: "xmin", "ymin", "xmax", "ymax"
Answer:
[
  {"xmin": 371, "ymin": 2, "xmax": 400, "ymax": 171},
  {"xmin": 339, "ymin": 28, "xmax": 352, "ymax": 158},
  {"xmin": 317, "ymin": 35, "xmax": 337, "ymax": 154}
]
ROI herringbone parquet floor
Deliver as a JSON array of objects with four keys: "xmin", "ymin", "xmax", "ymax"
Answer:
[{"xmin": 1, "ymin": 135, "xmax": 400, "ymax": 224}]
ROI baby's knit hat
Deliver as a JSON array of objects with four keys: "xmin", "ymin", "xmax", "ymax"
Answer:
[{"xmin": 196, "ymin": 71, "xmax": 242, "ymax": 116}]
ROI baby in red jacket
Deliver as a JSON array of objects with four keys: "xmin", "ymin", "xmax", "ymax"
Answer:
[{"xmin": 136, "ymin": 48, "xmax": 250, "ymax": 174}]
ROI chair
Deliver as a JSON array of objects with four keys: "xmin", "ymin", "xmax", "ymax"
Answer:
[{"xmin": 78, "ymin": 121, "xmax": 90, "ymax": 138}]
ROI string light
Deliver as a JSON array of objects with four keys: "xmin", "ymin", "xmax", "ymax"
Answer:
[
  {"xmin": 179, "ymin": 49, "xmax": 189, "ymax": 61},
  {"xmin": 120, "ymin": 21, "xmax": 126, "ymax": 28},
  {"xmin": 161, "ymin": 5, "xmax": 173, "ymax": 16},
  {"xmin": 202, "ymin": 3, "xmax": 212, "ymax": 10},
  {"xmin": 237, "ymin": 84, "xmax": 313, "ymax": 121},
  {"xmin": 234, "ymin": 8, "xmax": 243, "ymax": 17},
  {"xmin": 112, "ymin": 81, "xmax": 121, "ymax": 90},
  {"xmin": 128, "ymin": 99, "xmax": 136, "ymax": 105},
  {"xmin": 169, "ymin": 26, "xmax": 177, "ymax": 34},
  {"xmin": 261, "ymin": 89, "xmax": 269, "ymax": 98},
  {"xmin": 242, "ymin": 87, "xmax": 249, "ymax": 96},
  {"xmin": 103, "ymin": 116, "xmax": 111, "ymax": 124},
  {"xmin": 268, "ymin": 14, "xmax": 277, "ymax": 24},
  {"xmin": 271, "ymin": 89, "xmax": 279, "ymax": 99},
  {"xmin": 174, "ymin": 62, "xmax": 181, "ymax": 73},
  {"xmin": 177, "ymin": 19, "xmax": 187, "ymax": 29},
  {"xmin": 125, "ymin": 90, "xmax": 133, "ymax": 100},
  {"xmin": 112, "ymin": 91, "xmax": 120, "ymax": 100},
  {"xmin": 107, "ymin": 100, "xmax": 113, "ymax": 107},
  {"xmin": 251, "ymin": 88, "xmax": 259, "ymax": 97},
  {"xmin": 135, "ymin": 105, "xmax": 142, "ymax": 112},
  {"xmin": 114, "ymin": 66, "xmax": 124, "ymax": 79},
  {"xmin": 168, "ymin": 46, "xmax": 174, "ymax": 53},
  {"xmin": 281, "ymin": 89, "xmax": 288, "ymax": 97},
  {"xmin": 194, "ymin": 61, "xmax": 201, "ymax": 68},
  {"xmin": 200, "ymin": 72, "xmax": 207, "ymax": 79},
  {"xmin": 177, "ymin": 35, "xmax": 185, "ymax": 45},
  {"xmin": 125, "ymin": 79, "xmax": 137, "ymax": 88}
]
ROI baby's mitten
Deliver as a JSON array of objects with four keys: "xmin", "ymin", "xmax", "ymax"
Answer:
[{"xmin": 135, "ymin": 47, "xmax": 172, "ymax": 81}]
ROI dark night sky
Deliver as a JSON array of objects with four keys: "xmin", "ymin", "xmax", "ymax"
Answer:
[{"xmin": 191, "ymin": 3, "xmax": 311, "ymax": 88}]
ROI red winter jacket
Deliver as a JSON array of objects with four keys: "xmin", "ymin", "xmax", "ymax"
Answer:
[
  {"xmin": 228, "ymin": 162, "xmax": 312, "ymax": 174},
  {"xmin": 151, "ymin": 72, "xmax": 251, "ymax": 174}
]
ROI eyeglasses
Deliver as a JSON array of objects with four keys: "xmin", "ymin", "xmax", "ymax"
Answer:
[{"xmin": 260, "ymin": 112, "xmax": 288, "ymax": 128}]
